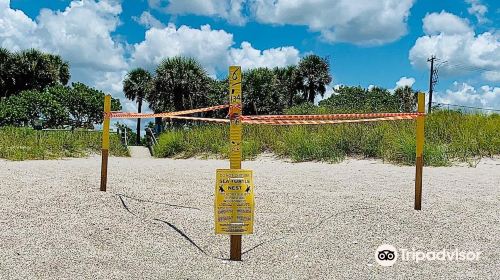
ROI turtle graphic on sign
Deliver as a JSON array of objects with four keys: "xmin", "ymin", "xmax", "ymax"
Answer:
[{"xmin": 214, "ymin": 169, "xmax": 254, "ymax": 235}]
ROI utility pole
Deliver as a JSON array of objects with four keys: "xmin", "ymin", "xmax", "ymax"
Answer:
[{"xmin": 427, "ymin": 56, "xmax": 437, "ymax": 113}]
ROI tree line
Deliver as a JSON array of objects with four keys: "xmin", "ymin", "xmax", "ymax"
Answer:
[
  {"xmin": 0, "ymin": 48, "xmax": 121, "ymax": 129},
  {"xmin": 124, "ymin": 55, "xmax": 332, "ymax": 116},
  {"xmin": 123, "ymin": 55, "xmax": 334, "ymax": 138},
  {"xmin": 124, "ymin": 55, "xmax": 416, "ymax": 138},
  {"xmin": 319, "ymin": 85, "xmax": 417, "ymax": 113},
  {"xmin": 0, "ymin": 47, "xmax": 417, "ymax": 135}
]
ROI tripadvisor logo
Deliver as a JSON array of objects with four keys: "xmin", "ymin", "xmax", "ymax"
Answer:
[
  {"xmin": 375, "ymin": 244, "xmax": 482, "ymax": 267},
  {"xmin": 375, "ymin": 244, "xmax": 398, "ymax": 266}
]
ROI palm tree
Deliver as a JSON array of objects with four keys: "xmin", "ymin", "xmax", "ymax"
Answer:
[
  {"xmin": 10, "ymin": 49, "xmax": 70, "ymax": 96},
  {"xmin": 123, "ymin": 68, "xmax": 152, "ymax": 144},
  {"xmin": 0, "ymin": 48, "xmax": 12, "ymax": 98},
  {"xmin": 149, "ymin": 56, "xmax": 209, "ymax": 113},
  {"xmin": 297, "ymin": 54, "xmax": 332, "ymax": 103},
  {"xmin": 243, "ymin": 67, "xmax": 278, "ymax": 115},
  {"xmin": 45, "ymin": 53, "xmax": 70, "ymax": 86},
  {"xmin": 394, "ymin": 86, "xmax": 417, "ymax": 112},
  {"xmin": 273, "ymin": 65, "xmax": 302, "ymax": 107}
]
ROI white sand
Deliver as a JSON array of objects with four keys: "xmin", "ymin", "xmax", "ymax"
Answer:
[
  {"xmin": 128, "ymin": 146, "xmax": 152, "ymax": 159},
  {"xmin": 0, "ymin": 156, "xmax": 498, "ymax": 279}
]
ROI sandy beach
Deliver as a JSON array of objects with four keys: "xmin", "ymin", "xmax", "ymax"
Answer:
[{"xmin": 0, "ymin": 156, "xmax": 498, "ymax": 279}]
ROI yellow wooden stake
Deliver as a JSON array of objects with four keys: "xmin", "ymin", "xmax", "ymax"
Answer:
[
  {"xmin": 100, "ymin": 95, "xmax": 111, "ymax": 192},
  {"xmin": 229, "ymin": 66, "xmax": 243, "ymax": 170},
  {"xmin": 414, "ymin": 92, "xmax": 425, "ymax": 210},
  {"xmin": 228, "ymin": 66, "xmax": 243, "ymax": 260}
]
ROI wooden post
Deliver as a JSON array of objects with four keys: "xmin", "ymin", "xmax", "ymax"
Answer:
[
  {"xmin": 414, "ymin": 92, "xmax": 425, "ymax": 210},
  {"xmin": 229, "ymin": 66, "xmax": 243, "ymax": 261},
  {"xmin": 100, "ymin": 95, "xmax": 111, "ymax": 192}
]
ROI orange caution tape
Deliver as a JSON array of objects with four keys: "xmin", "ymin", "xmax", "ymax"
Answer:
[
  {"xmin": 242, "ymin": 115, "xmax": 419, "ymax": 125},
  {"xmin": 228, "ymin": 103, "xmax": 242, "ymax": 119},
  {"xmin": 109, "ymin": 104, "xmax": 229, "ymax": 119},
  {"xmin": 161, "ymin": 114, "xmax": 418, "ymax": 125},
  {"xmin": 242, "ymin": 112, "xmax": 423, "ymax": 121},
  {"xmin": 165, "ymin": 115, "xmax": 230, "ymax": 123},
  {"xmin": 108, "ymin": 103, "xmax": 423, "ymax": 126}
]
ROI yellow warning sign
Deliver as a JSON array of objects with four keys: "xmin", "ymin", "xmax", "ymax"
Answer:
[{"xmin": 215, "ymin": 169, "xmax": 254, "ymax": 235}]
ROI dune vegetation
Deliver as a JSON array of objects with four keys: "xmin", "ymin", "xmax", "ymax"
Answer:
[
  {"xmin": 153, "ymin": 110, "xmax": 500, "ymax": 166},
  {"xmin": 0, "ymin": 127, "xmax": 128, "ymax": 160}
]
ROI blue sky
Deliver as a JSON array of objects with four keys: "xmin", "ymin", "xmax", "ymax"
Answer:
[{"xmin": 2, "ymin": 0, "xmax": 499, "ymax": 116}]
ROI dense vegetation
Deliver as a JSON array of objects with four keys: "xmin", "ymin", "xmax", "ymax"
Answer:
[
  {"xmin": 0, "ymin": 48, "xmax": 121, "ymax": 129},
  {"xmin": 153, "ymin": 110, "xmax": 500, "ymax": 166},
  {"xmin": 0, "ymin": 127, "xmax": 128, "ymax": 160},
  {"xmin": 0, "ymin": 83, "xmax": 121, "ymax": 128},
  {"xmin": 319, "ymin": 85, "xmax": 417, "ymax": 113}
]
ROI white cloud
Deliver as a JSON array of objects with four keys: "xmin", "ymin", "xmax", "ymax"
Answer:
[
  {"xmin": 409, "ymin": 11, "xmax": 500, "ymax": 81},
  {"xmin": 389, "ymin": 76, "xmax": 415, "ymax": 93},
  {"xmin": 229, "ymin": 42, "xmax": 299, "ymax": 70},
  {"xmin": 133, "ymin": 11, "xmax": 165, "ymax": 29},
  {"xmin": 251, "ymin": 0, "xmax": 415, "ymax": 45},
  {"xmin": 483, "ymin": 71, "xmax": 500, "ymax": 82},
  {"xmin": 435, "ymin": 82, "xmax": 500, "ymax": 110},
  {"xmin": 465, "ymin": 0, "xmax": 489, "ymax": 24},
  {"xmin": 395, "ymin": 76, "xmax": 416, "ymax": 88},
  {"xmin": 131, "ymin": 24, "xmax": 300, "ymax": 75},
  {"xmin": 35, "ymin": 0, "xmax": 126, "ymax": 72},
  {"xmin": 0, "ymin": 0, "xmax": 127, "ymax": 78},
  {"xmin": 422, "ymin": 11, "xmax": 472, "ymax": 35},
  {"xmin": 0, "ymin": 0, "xmax": 37, "ymax": 50},
  {"xmin": 131, "ymin": 24, "xmax": 234, "ymax": 74},
  {"xmin": 149, "ymin": 0, "xmax": 247, "ymax": 25},
  {"xmin": 147, "ymin": 0, "xmax": 415, "ymax": 46}
]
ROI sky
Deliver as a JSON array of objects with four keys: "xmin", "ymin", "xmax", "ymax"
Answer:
[{"xmin": 1, "ymin": 0, "xmax": 499, "ymax": 124}]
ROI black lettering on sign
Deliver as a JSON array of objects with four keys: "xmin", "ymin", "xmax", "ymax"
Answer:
[
  {"xmin": 230, "ymin": 95, "xmax": 241, "ymax": 102},
  {"xmin": 232, "ymin": 69, "xmax": 239, "ymax": 80}
]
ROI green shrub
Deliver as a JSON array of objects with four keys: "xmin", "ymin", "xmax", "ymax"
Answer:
[{"xmin": 153, "ymin": 130, "xmax": 184, "ymax": 157}]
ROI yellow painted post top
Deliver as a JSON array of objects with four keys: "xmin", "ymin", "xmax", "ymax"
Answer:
[
  {"xmin": 417, "ymin": 92, "xmax": 425, "ymax": 113},
  {"xmin": 415, "ymin": 92, "xmax": 425, "ymax": 156},
  {"xmin": 102, "ymin": 95, "xmax": 111, "ymax": 150}
]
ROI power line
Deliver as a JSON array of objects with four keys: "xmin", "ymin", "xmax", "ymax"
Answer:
[
  {"xmin": 440, "ymin": 62, "xmax": 497, "ymax": 73},
  {"xmin": 427, "ymin": 56, "xmax": 438, "ymax": 113},
  {"xmin": 431, "ymin": 102, "xmax": 500, "ymax": 112}
]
